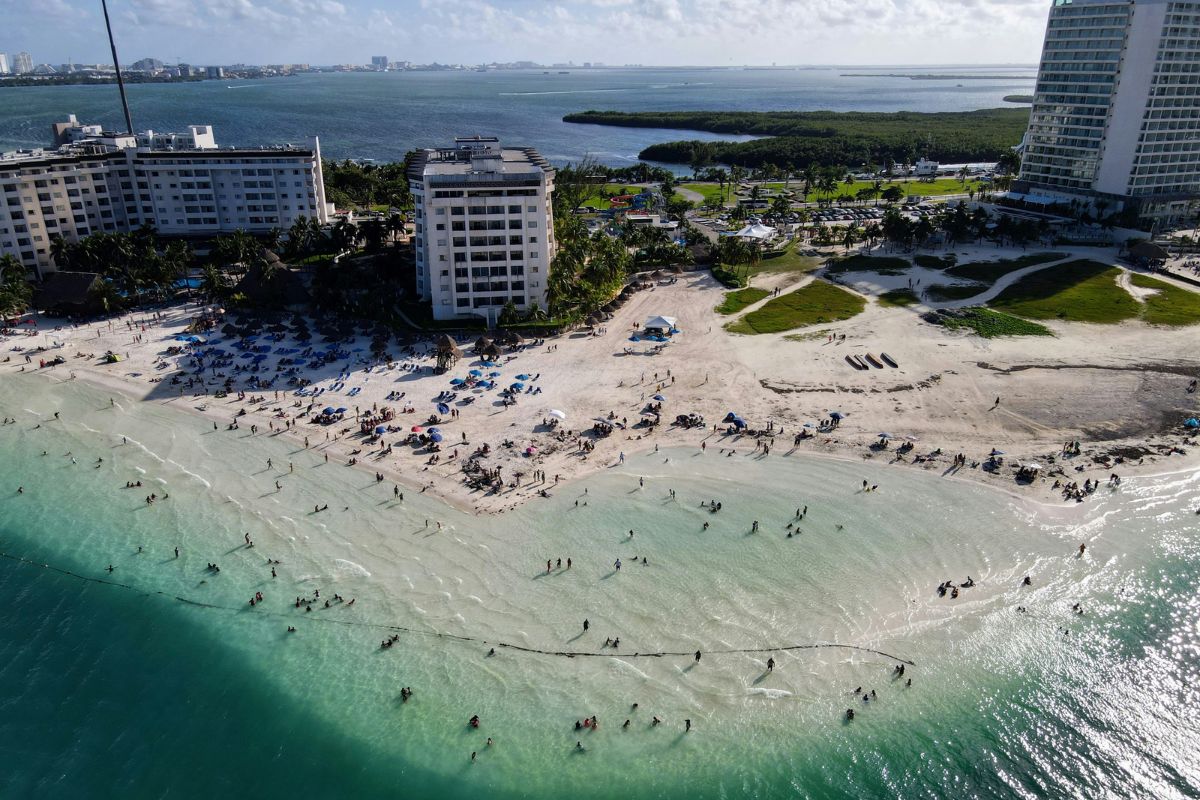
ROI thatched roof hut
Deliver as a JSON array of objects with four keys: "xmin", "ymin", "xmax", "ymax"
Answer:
[
  {"xmin": 473, "ymin": 336, "xmax": 493, "ymax": 354},
  {"xmin": 435, "ymin": 334, "xmax": 463, "ymax": 371},
  {"xmin": 481, "ymin": 342, "xmax": 502, "ymax": 361}
]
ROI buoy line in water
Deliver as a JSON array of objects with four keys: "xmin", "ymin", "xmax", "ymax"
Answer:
[{"xmin": 1, "ymin": 549, "xmax": 916, "ymax": 666}]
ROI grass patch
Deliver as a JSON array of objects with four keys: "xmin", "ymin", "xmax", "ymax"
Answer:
[
  {"xmin": 580, "ymin": 184, "xmax": 646, "ymax": 210},
  {"xmin": 684, "ymin": 182, "xmax": 733, "ymax": 207},
  {"xmin": 933, "ymin": 308, "xmax": 1053, "ymax": 338},
  {"xmin": 824, "ymin": 254, "xmax": 912, "ymax": 275},
  {"xmin": 989, "ymin": 260, "xmax": 1139, "ymax": 323},
  {"xmin": 783, "ymin": 328, "xmax": 832, "ymax": 342},
  {"xmin": 1130, "ymin": 274, "xmax": 1200, "ymax": 326},
  {"xmin": 752, "ymin": 244, "xmax": 822, "ymax": 276},
  {"xmin": 925, "ymin": 283, "xmax": 986, "ymax": 302},
  {"xmin": 711, "ymin": 265, "xmax": 747, "ymax": 288},
  {"xmin": 943, "ymin": 252, "xmax": 1064, "ymax": 283},
  {"xmin": 913, "ymin": 254, "xmax": 956, "ymax": 269},
  {"xmin": 726, "ymin": 280, "xmax": 865, "ymax": 334},
  {"xmin": 878, "ymin": 289, "xmax": 919, "ymax": 307},
  {"xmin": 716, "ymin": 287, "xmax": 770, "ymax": 315}
]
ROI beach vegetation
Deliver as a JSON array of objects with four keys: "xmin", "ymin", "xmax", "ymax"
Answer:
[
  {"xmin": 0, "ymin": 254, "xmax": 33, "ymax": 317},
  {"xmin": 878, "ymin": 288, "xmax": 920, "ymax": 307},
  {"xmin": 824, "ymin": 254, "xmax": 911, "ymax": 274},
  {"xmin": 942, "ymin": 252, "xmax": 1063, "ymax": 282},
  {"xmin": 725, "ymin": 280, "xmax": 865, "ymax": 334},
  {"xmin": 924, "ymin": 283, "xmax": 986, "ymax": 302},
  {"xmin": 322, "ymin": 159, "xmax": 412, "ymax": 211},
  {"xmin": 1129, "ymin": 274, "xmax": 1200, "ymax": 326},
  {"xmin": 989, "ymin": 260, "xmax": 1139, "ymax": 323},
  {"xmin": 913, "ymin": 254, "xmax": 956, "ymax": 269},
  {"xmin": 716, "ymin": 287, "xmax": 770, "ymax": 315},
  {"xmin": 930, "ymin": 307, "xmax": 1053, "ymax": 338}
]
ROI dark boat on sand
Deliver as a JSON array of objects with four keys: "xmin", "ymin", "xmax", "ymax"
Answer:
[
  {"xmin": 865, "ymin": 354, "xmax": 884, "ymax": 369},
  {"xmin": 846, "ymin": 354, "xmax": 865, "ymax": 370},
  {"xmin": 880, "ymin": 352, "xmax": 899, "ymax": 368}
]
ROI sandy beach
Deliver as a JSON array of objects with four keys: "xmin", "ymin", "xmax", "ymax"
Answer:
[{"xmin": 5, "ymin": 244, "xmax": 1199, "ymax": 514}]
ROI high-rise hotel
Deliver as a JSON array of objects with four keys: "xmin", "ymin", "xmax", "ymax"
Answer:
[
  {"xmin": 408, "ymin": 137, "xmax": 556, "ymax": 323},
  {"xmin": 1017, "ymin": 0, "xmax": 1200, "ymax": 225},
  {"xmin": 0, "ymin": 115, "xmax": 330, "ymax": 277}
]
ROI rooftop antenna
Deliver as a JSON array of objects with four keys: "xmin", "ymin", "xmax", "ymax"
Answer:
[{"xmin": 101, "ymin": 0, "xmax": 135, "ymax": 135}]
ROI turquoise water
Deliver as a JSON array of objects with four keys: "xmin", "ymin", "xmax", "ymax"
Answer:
[
  {"xmin": 0, "ymin": 67, "xmax": 1035, "ymax": 166},
  {"xmin": 0, "ymin": 371, "xmax": 1197, "ymax": 798}
]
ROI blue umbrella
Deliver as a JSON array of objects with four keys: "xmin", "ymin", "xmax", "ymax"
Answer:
[
  {"xmin": 375, "ymin": 425, "xmax": 387, "ymax": 435},
  {"xmin": 488, "ymin": 371, "xmax": 501, "ymax": 377},
  {"xmin": 322, "ymin": 406, "xmax": 335, "ymax": 415},
  {"xmin": 830, "ymin": 411, "xmax": 845, "ymax": 420},
  {"xmin": 516, "ymin": 374, "xmax": 530, "ymax": 380},
  {"xmin": 469, "ymin": 369, "xmax": 483, "ymax": 377},
  {"xmin": 336, "ymin": 407, "xmax": 347, "ymax": 413},
  {"xmin": 652, "ymin": 394, "xmax": 666, "ymax": 402},
  {"xmin": 430, "ymin": 432, "xmax": 444, "ymax": 443},
  {"xmin": 511, "ymin": 382, "xmax": 525, "ymax": 391},
  {"xmin": 878, "ymin": 432, "xmax": 893, "ymax": 439},
  {"xmin": 427, "ymin": 427, "xmax": 440, "ymax": 434},
  {"xmin": 436, "ymin": 403, "xmax": 450, "ymax": 415},
  {"xmin": 450, "ymin": 378, "xmax": 465, "ymax": 385}
]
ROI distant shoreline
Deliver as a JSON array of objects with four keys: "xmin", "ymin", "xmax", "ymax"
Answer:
[{"xmin": 841, "ymin": 73, "xmax": 1035, "ymax": 81}]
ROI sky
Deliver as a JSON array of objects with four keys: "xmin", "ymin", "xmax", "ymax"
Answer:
[{"xmin": 0, "ymin": 0, "xmax": 1050, "ymax": 67}]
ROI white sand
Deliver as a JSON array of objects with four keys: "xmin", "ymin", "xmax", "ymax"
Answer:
[{"xmin": 5, "ymin": 244, "xmax": 1199, "ymax": 512}]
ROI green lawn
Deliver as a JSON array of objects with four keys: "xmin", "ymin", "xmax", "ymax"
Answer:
[
  {"xmin": 925, "ymin": 283, "xmax": 986, "ymax": 302},
  {"xmin": 878, "ymin": 288, "xmax": 920, "ymax": 307},
  {"xmin": 684, "ymin": 182, "xmax": 734, "ymax": 207},
  {"xmin": 933, "ymin": 308, "xmax": 1053, "ymax": 338},
  {"xmin": 753, "ymin": 244, "xmax": 822, "ymax": 276},
  {"xmin": 824, "ymin": 254, "xmax": 912, "ymax": 275},
  {"xmin": 943, "ymin": 252, "xmax": 1064, "ymax": 283},
  {"xmin": 792, "ymin": 177, "xmax": 977, "ymax": 201},
  {"xmin": 581, "ymin": 184, "xmax": 646, "ymax": 210},
  {"xmin": 1130, "ymin": 273, "xmax": 1200, "ymax": 325},
  {"xmin": 716, "ymin": 287, "xmax": 770, "ymax": 315},
  {"xmin": 989, "ymin": 260, "xmax": 1140, "ymax": 323},
  {"xmin": 726, "ymin": 280, "xmax": 866, "ymax": 334}
]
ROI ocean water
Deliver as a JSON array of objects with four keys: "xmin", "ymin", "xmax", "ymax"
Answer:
[
  {"xmin": 0, "ymin": 371, "xmax": 1196, "ymax": 799},
  {"xmin": 0, "ymin": 67, "xmax": 1035, "ymax": 168}
]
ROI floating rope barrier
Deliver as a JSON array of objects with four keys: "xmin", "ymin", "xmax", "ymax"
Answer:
[{"xmin": 0, "ymin": 549, "xmax": 915, "ymax": 666}]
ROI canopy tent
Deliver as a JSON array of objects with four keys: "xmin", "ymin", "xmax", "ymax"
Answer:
[
  {"xmin": 733, "ymin": 223, "xmax": 776, "ymax": 240},
  {"xmin": 643, "ymin": 315, "xmax": 678, "ymax": 334},
  {"xmin": 548, "ymin": 409, "xmax": 566, "ymax": 420}
]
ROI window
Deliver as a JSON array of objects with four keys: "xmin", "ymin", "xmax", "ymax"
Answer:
[{"xmin": 527, "ymin": 221, "xmax": 538, "ymax": 228}]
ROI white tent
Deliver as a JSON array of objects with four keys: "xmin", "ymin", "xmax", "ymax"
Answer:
[
  {"xmin": 734, "ymin": 223, "xmax": 776, "ymax": 240},
  {"xmin": 644, "ymin": 315, "xmax": 678, "ymax": 332}
]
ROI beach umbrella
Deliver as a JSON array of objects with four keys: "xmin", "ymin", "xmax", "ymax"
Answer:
[
  {"xmin": 990, "ymin": 448, "xmax": 1005, "ymax": 456},
  {"xmin": 428, "ymin": 427, "xmax": 440, "ymax": 434},
  {"xmin": 336, "ymin": 407, "xmax": 347, "ymax": 414},
  {"xmin": 436, "ymin": 403, "xmax": 450, "ymax": 415},
  {"xmin": 516, "ymin": 374, "xmax": 530, "ymax": 381},
  {"xmin": 878, "ymin": 432, "xmax": 893, "ymax": 439},
  {"xmin": 450, "ymin": 378, "xmax": 465, "ymax": 385},
  {"xmin": 652, "ymin": 394, "xmax": 666, "ymax": 402},
  {"xmin": 548, "ymin": 409, "xmax": 566, "ymax": 420},
  {"xmin": 375, "ymin": 425, "xmax": 387, "ymax": 435},
  {"xmin": 511, "ymin": 382, "xmax": 525, "ymax": 391},
  {"xmin": 322, "ymin": 406, "xmax": 335, "ymax": 415},
  {"xmin": 469, "ymin": 369, "xmax": 483, "ymax": 377},
  {"xmin": 430, "ymin": 432, "xmax": 444, "ymax": 443},
  {"xmin": 830, "ymin": 411, "xmax": 845, "ymax": 420},
  {"xmin": 488, "ymin": 371, "xmax": 501, "ymax": 378},
  {"xmin": 411, "ymin": 426, "xmax": 423, "ymax": 432}
]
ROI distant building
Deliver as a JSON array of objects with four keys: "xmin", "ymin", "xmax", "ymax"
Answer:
[
  {"xmin": 0, "ymin": 115, "xmax": 330, "ymax": 277},
  {"xmin": 206, "ymin": 66, "xmax": 224, "ymax": 79},
  {"xmin": 129, "ymin": 57, "xmax": 164, "ymax": 73},
  {"xmin": 370, "ymin": 56, "xmax": 388, "ymax": 70},
  {"xmin": 913, "ymin": 158, "xmax": 939, "ymax": 178},
  {"xmin": 408, "ymin": 136, "xmax": 557, "ymax": 323},
  {"xmin": 13, "ymin": 52, "xmax": 33, "ymax": 75},
  {"xmin": 1016, "ymin": 0, "xmax": 1200, "ymax": 226},
  {"xmin": 0, "ymin": 53, "xmax": 9, "ymax": 75}
]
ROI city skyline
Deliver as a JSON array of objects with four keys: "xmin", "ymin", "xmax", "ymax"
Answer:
[{"xmin": 4, "ymin": 0, "xmax": 1053, "ymax": 68}]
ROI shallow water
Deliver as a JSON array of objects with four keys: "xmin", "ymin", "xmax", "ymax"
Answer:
[{"xmin": 0, "ymin": 371, "xmax": 1196, "ymax": 798}]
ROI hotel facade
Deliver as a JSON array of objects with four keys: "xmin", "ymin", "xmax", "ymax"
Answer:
[
  {"xmin": 408, "ymin": 136, "xmax": 556, "ymax": 323},
  {"xmin": 0, "ymin": 116, "xmax": 330, "ymax": 277},
  {"xmin": 1017, "ymin": 0, "xmax": 1200, "ymax": 225}
]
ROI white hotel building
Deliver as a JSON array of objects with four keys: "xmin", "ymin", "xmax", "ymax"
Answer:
[
  {"xmin": 1017, "ymin": 0, "xmax": 1200, "ymax": 225},
  {"xmin": 408, "ymin": 137, "xmax": 556, "ymax": 323},
  {"xmin": 0, "ymin": 115, "xmax": 330, "ymax": 277}
]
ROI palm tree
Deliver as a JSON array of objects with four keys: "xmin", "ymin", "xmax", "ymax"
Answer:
[
  {"xmin": 49, "ymin": 234, "xmax": 71, "ymax": 269},
  {"xmin": 387, "ymin": 213, "xmax": 406, "ymax": 246},
  {"xmin": 0, "ymin": 254, "xmax": 32, "ymax": 317}
]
